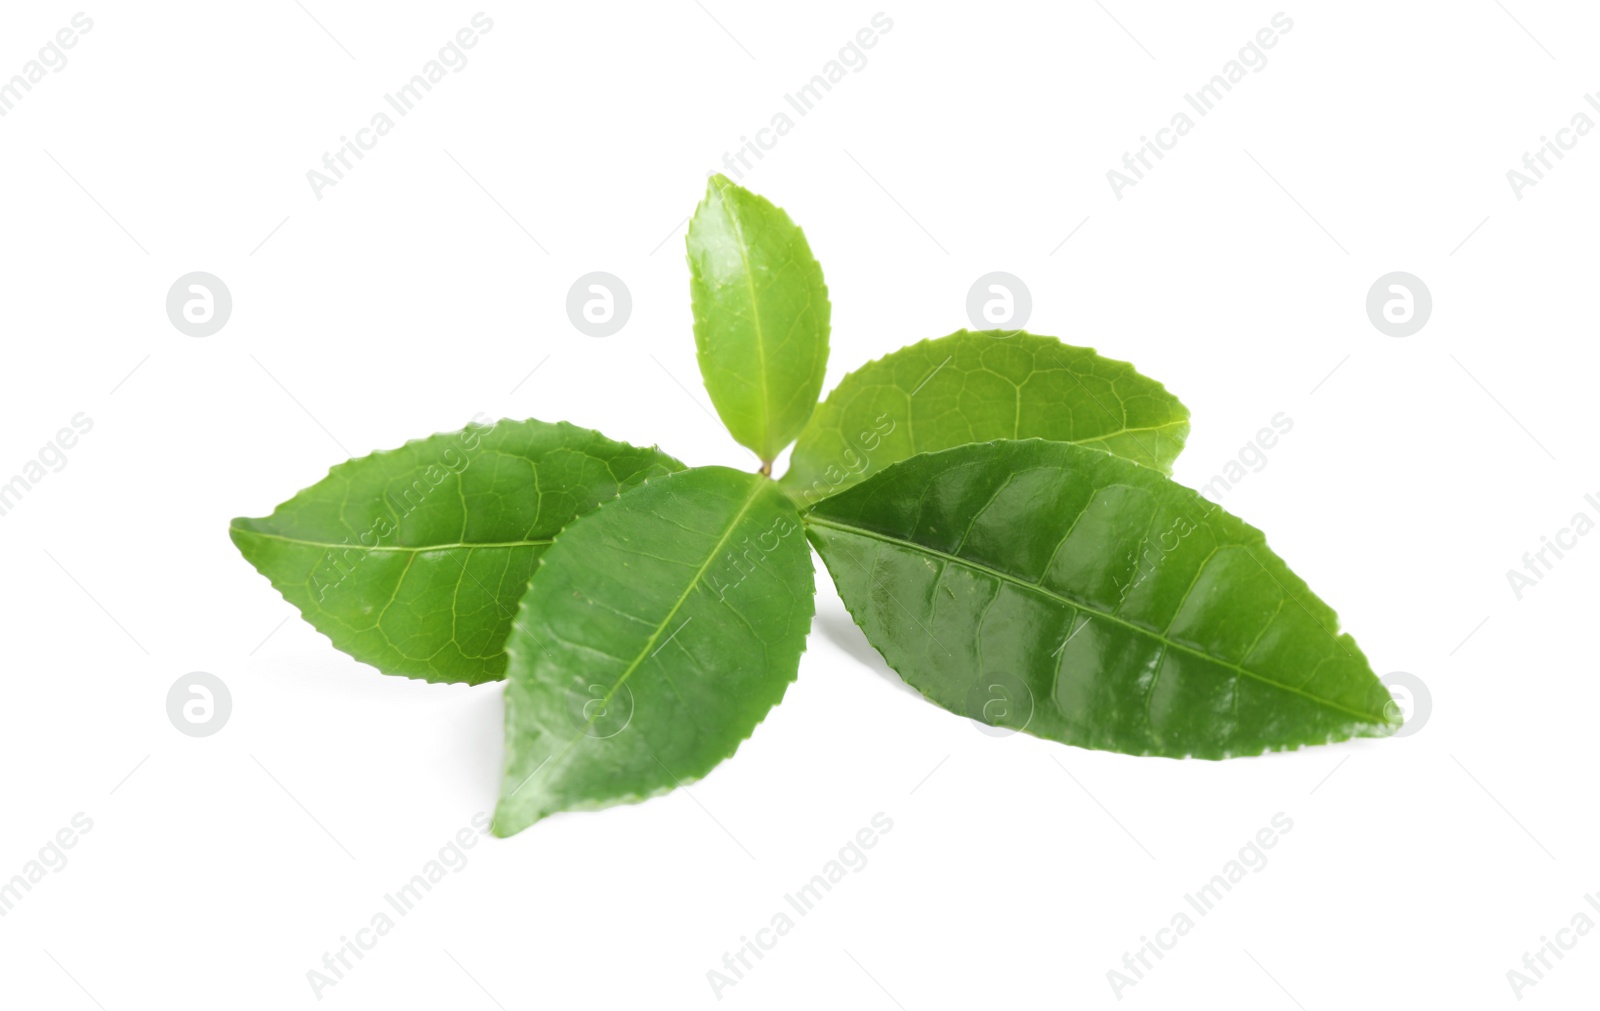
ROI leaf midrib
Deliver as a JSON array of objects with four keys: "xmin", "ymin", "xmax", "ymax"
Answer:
[
  {"xmin": 231, "ymin": 526, "xmax": 553, "ymax": 553},
  {"xmin": 785, "ymin": 413, "xmax": 1190, "ymax": 495},
  {"xmin": 716, "ymin": 188, "xmax": 772, "ymax": 457},
  {"xmin": 540, "ymin": 481, "xmax": 768, "ymax": 762},
  {"xmin": 805, "ymin": 515, "xmax": 1382, "ymax": 724},
  {"xmin": 1070, "ymin": 419, "xmax": 1190, "ymax": 444}
]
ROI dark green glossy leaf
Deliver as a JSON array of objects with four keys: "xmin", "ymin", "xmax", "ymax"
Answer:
[
  {"xmin": 495, "ymin": 467, "xmax": 813, "ymax": 835},
  {"xmin": 806, "ymin": 439, "xmax": 1396, "ymax": 758},
  {"xmin": 779, "ymin": 330, "xmax": 1190, "ymax": 508},
  {"xmin": 230, "ymin": 420, "xmax": 682, "ymax": 685},
  {"xmin": 687, "ymin": 174, "xmax": 830, "ymax": 464}
]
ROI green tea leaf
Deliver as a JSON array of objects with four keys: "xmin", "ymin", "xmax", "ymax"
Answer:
[
  {"xmin": 495, "ymin": 467, "xmax": 813, "ymax": 835},
  {"xmin": 230, "ymin": 420, "xmax": 682, "ymax": 685},
  {"xmin": 779, "ymin": 330, "xmax": 1190, "ymax": 508},
  {"xmin": 806, "ymin": 439, "xmax": 1396, "ymax": 758},
  {"xmin": 687, "ymin": 174, "xmax": 831, "ymax": 464}
]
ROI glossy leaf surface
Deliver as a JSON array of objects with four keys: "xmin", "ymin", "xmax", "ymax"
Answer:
[
  {"xmin": 780, "ymin": 330, "xmax": 1190, "ymax": 507},
  {"xmin": 807, "ymin": 439, "xmax": 1396, "ymax": 758},
  {"xmin": 687, "ymin": 174, "xmax": 830, "ymax": 463},
  {"xmin": 495, "ymin": 467, "xmax": 813, "ymax": 835},
  {"xmin": 230, "ymin": 420, "xmax": 681, "ymax": 685}
]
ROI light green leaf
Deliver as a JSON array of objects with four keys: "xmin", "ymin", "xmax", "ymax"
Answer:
[
  {"xmin": 230, "ymin": 420, "xmax": 682, "ymax": 685},
  {"xmin": 806, "ymin": 439, "xmax": 1396, "ymax": 758},
  {"xmin": 495, "ymin": 467, "xmax": 813, "ymax": 835},
  {"xmin": 779, "ymin": 330, "xmax": 1190, "ymax": 508},
  {"xmin": 687, "ymin": 174, "xmax": 831, "ymax": 464}
]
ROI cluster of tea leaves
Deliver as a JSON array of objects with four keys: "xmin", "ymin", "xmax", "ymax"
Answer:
[{"xmin": 232, "ymin": 175, "xmax": 1397, "ymax": 837}]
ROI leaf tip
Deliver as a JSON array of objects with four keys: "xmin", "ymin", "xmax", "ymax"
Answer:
[
  {"xmin": 487, "ymin": 806, "xmax": 526, "ymax": 839},
  {"xmin": 227, "ymin": 515, "xmax": 265, "ymax": 547}
]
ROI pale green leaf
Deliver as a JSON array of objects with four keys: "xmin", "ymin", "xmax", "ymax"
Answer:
[
  {"xmin": 780, "ymin": 330, "xmax": 1189, "ymax": 508},
  {"xmin": 687, "ymin": 174, "xmax": 830, "ymax": 463}
]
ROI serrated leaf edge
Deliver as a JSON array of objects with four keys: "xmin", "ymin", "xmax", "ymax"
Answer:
[
  {"xmin": 493, "ymin": 470, "xmax": 816, "ymax": 835},
  {"xmin": 803, "ymin": 437, "xmax": 1397, "ymax": 759},
  {"xmin": 229, "ymin": 417, "xmax": 685, "ymax": 687}
]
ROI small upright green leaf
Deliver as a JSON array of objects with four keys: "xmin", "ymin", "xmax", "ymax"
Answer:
[
  {"xmin": 230, "ymin": 420, "xmax": 681, "ymax": 685},
  {"xmin": 687, "ymin": 174, "xmax": 831, "ymax": 464},
  {"xmin": 495, "ymin": 467, "xmax": 813, "ymax": 835},
  {"xmin": 779, "ymin": 330, "xmax": 1190, "ymax": 508},
  {"xmin": 807, "ymin": 439, "xmax": 1396, "ymax": 758}
]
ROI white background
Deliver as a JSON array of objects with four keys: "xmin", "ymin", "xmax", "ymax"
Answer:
[{"xmin": 0, "ymin": 2, "xmax": 1595, "ymax": 1008}]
